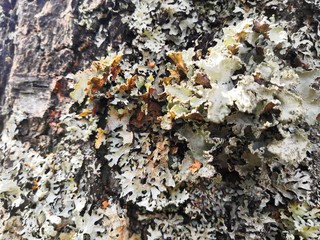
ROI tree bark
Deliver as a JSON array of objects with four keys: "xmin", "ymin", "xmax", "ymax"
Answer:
[{"xmin": 1, "ymin": 1, "xmax": 320, "ymax": 239}]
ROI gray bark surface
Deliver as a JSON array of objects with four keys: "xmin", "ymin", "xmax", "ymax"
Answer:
[{"xmin": 1, "ymin": 0, "xmax": 320, "ymax": 239}]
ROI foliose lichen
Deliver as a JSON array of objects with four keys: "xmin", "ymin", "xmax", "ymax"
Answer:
[{"xmin": 1, "ymin": 0, "xmax": 320, "ymax": 239}]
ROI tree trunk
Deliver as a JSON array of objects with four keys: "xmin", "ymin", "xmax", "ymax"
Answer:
[{"xmin": 1, "ymin": 0, "xmax": 320, "ymax": 239}]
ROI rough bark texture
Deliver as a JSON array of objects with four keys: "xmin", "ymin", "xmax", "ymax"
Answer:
[
  {"xmin": 0, "ymin": 0, "xmax": 134, "ymax": 129},
  {"xmin": 1, "ymin": 0, "xmax": 320, "ymax": 239}
]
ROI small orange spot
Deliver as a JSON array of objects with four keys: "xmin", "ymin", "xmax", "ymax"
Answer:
[
  {"xmin": 148, "ymin": 61, "xmax": 156, "ymax": 68},
  {"xmin": 95, "ymin": 128, "xmax": 107, "ymax": 149},
  {"xmin": 170, "ymin": 146, "xmax": 178, "ymax": 154},
  {"xmin": 79, "ymin": 110, "xmax": 92, "ymax": 117},
  {"xmin": 119, "ymin": 75, "xmax": 138, "ymax": 92},
  {"xmin": 189, "ymin": 160, "xmax": 202, "ymax": 173},
  {"xmin": 78, "ymin": 39, "xmax": 91, "ymax": 52},
  {"xmin": 102, "ymin": 200, "xmax": 109, "ymax": 209},
  {"xmin": 90, "ymin": 76, "xmax": 106, "ymax": 94},
  {"xmin": 106, "ymin": 91, "xmax": 112, "ymax": 98},
  {"xmin": 167, "ymin": 52, "xmax": 188, "ymax": 75},
  {"xmin": 32, "ymin": 180, "xmax": 38, "ymax": 190}
]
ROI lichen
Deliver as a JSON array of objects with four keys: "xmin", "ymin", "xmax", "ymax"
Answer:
[{"xmin": 1, "ymin": 1, "xmax": 320, "ymax": 239}]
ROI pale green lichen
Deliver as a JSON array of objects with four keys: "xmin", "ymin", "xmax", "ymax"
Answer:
[
  {"xmin": 1, "ymin": 1, "xmax": 320, "ymax": 239},
  {"xmin": 67, "ymin": 14, "xmax": 319, "ymax": 239},
  {"xmin": 281, "ymin": 202, "xmax": 320, "ymax": 239}
]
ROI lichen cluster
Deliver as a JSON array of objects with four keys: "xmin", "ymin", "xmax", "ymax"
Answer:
[{"xmin": 1, "ymin": 0, "xmax": 320, "ymax": 239}]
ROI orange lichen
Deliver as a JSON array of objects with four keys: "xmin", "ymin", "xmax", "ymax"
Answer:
[
  {"xmin": 101, "ymin": 200, "xmax": 109, "ymax": 209},
  {"xmin": 79, "ymin": 109, "xmax": 92, "ymax": 117},
  {"xmin": 90, "ymin": 76, "xmax": 106, "ymax": 94},
  {"xmin": 167, "ymin": 52, "xmax": 188, "ymax": 75},
  {"xmin": 189, "ymin": 160, "xmax": 202, "ymax": 173},
  {"xmin": 32, "ymin": 180, "xmax": 38, "ymax": 190},
  {"xmin": 119, "ymin": 75, "xmax": 138, "ymax": 92},
  {"xmin": 95, "ymin": 128, "xmax": 107, "ymax": 149}
]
